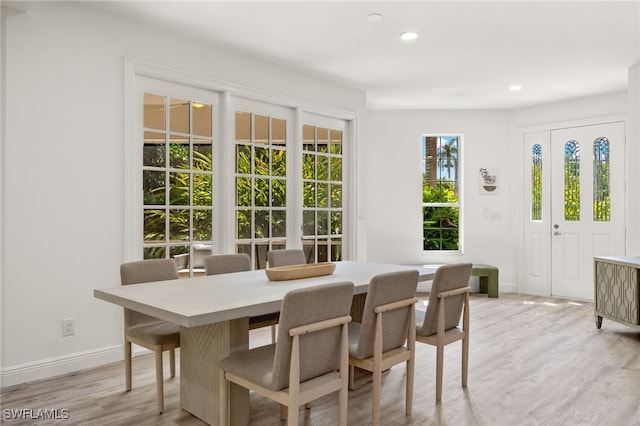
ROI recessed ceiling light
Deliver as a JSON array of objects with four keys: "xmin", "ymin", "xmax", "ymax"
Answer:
[
  {"xmin": 509, "ymin": 84, "xmax": 523, "ymax": 92},
  {"xmin": 400, "ymin": 31, "xmax": 419, "ymax": 41},
  {"xmin": 366, "ymin": 13, "xmax": 384, "ymax": 23}
]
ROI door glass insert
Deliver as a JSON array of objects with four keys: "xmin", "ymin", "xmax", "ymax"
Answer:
[
  {"xmin": 531, "ymin": 144, "xmax": 543, "ymax": 221},
  {"xmin": 593, "ymin": 137, "xmax": 610, "ymax": 222}
]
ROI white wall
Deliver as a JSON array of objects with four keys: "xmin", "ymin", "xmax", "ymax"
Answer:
[
  {"xmin": 1, "ymin": 2, "xmax": 365, "ymax": 386},
  {"xmin": 364, "ymin": 109, "xmax": 516, "ymax": 291}
]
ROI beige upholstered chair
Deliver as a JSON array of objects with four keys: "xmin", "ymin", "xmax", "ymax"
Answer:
[
  {"xmin": 120, "ymin": 259, "xmax": 181, "ymax": 414},
  {"xmin": 204, "ymin": 253, "xmax": 279, "ymax": 342},
  {"xmin": 415, "ymin": 263, "xmax": 472, "ymax": 401},
  {"xmin": 348, "ymin": 270, "xmax": 419, "ymax": 426},
  {"xmin": 267, "ymin": 248, "xmax": 306, "ymax": 267},
  {"xmin": 219, "ymin": 281, "xmax": 354, "ymax": 426}
]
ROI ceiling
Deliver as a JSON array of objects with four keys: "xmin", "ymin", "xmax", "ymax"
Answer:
[{"xmin": 89, "ymin": 1, "xmax": 640, "ymax": 110}]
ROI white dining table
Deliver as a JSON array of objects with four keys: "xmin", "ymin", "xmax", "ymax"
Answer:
[{"xmin": 94, "ymin": 261, "xmax": 436, "ymax": 425}]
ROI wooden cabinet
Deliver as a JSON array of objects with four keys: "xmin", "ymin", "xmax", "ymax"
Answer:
[{"xmin": 594, "ymin": 256, "xmax": 640, "ymax": 329}]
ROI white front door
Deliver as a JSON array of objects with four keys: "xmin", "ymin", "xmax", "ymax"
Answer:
[{"xmin": 550, "ymin": 122, "xmax": 626, "ymax": 300}]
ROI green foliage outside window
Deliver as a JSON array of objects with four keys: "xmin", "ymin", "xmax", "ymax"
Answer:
[
  {"xmin": 143, "ymin": 143, "xmax": 213, "ymax": 255},
  {"xmin": 422, "ymin": 181, "xmax": 459, "ymax": 250}
]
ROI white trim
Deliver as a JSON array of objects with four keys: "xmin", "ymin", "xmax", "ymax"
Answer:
[
  {"xmin": 125, "ymin": 57, "xmax": 357, "ymax": 122},
  {"xmin": 516, "ymin": 114, "xmax": 627, "ymax": 134},
  {"xmin": 123, "ymin": 60, "xmax": 136, "ymax": 261},
  {"xmin": 1, "ymin": 345, "xmax": 122, "ymax": 388}
]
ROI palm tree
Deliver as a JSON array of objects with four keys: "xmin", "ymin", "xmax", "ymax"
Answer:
[{"xmin": 439, "ymin": 138, "xmax": 458, "ymax": 180}]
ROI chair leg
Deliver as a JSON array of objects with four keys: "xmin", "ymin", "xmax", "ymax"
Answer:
[
  {"xmin": 287, "ymin": 404, "xmax": 298, "ymax": 426},
  {"xmin": 348, "ymin": 364, "xmax": 355, "ymax": 390},
  {"xmin": 125, "ymin": 340, "xmax": 132, "ymax": 392},
  {"xmin": 436, "ymin": 343, "xmax": 444, "ymax": 401},
  {"xmin": 462, "ymin": 335, "xmax": 469, "ymax": 387},
  {"xmin": 338, "ymin": 383, "xmax": 348, "ymax": 426},
  {"xmin": 372, "ymin": 364, "xmax": 381, "ymax": 426},
  {"xmin": 169, "ymin": 348, "xmax": 176, "ymax": 378},
  {"xmin": 155, "ymin": 348, "xmax": 164, "ymax": 414},
  {"xmin": 270, "ymin": 325, "xmax": 277, "ymax": 343},
  {"xmin": 406, "ymin": 356, "xmax": 414, "ymax": 415},
  {"xmin": 219, "ymin": 372, "xmax": 229, "ymax": 426},
  {"xmin": 280, "ymin": 404, "xmax": 287, "ymax": 421}
]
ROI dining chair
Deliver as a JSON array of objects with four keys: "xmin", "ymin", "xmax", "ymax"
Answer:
[
  {"xmin": 203, "ymin": 253, "xmax": 279, "ymax": 343},
  {"xmin": 348, "ymin": 270, "xmax": 419, "ymax": 426},
  {"xmin": 120, "ymin": 258, "xmax": 181, "ymax": 414},
  {"xmin": 415, "ymin": 263, "xmax": 472, "ymax": 401},
  {"xmin": 219, "ymin": 281, "xmax": 354, "ymax": 426},
  {"xmin": 267, "ymin": 248, "xmax": 306, "ymax": 267}
]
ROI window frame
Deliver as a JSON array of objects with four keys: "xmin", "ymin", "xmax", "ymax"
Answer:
[
  {"xmin": 124, "ymin": 59, "xmax": 358, "ymax": 265},
  {"xmin": 421, "ymin": 134, "xmax": 464, "ymax": 253}
]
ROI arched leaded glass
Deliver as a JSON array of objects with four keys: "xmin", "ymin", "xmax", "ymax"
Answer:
[
  {"xmin": 564, "ymin": 140, "xmax": 580, "ymax": 221},
  {"xmin": 531, "ymin": 144, "xmax": 542, "ymax": 221},
  {"xmin": 593, "ymin": 137, "xmax": 610, "ymax": 221}
]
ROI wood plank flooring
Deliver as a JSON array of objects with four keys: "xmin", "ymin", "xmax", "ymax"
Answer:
[{"xmin": 2, "ymin": 293, "xmax": 639, "ymax": 425}]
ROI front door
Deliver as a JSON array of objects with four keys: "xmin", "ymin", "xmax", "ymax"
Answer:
[{"xmin": 550, "ymin": 122, "xmax": 625, "ymax": 300}]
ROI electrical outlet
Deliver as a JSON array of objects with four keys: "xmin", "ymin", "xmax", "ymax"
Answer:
[{"xmin": 62, "ymin": 319, "xmax": 75, "ymax": 337}]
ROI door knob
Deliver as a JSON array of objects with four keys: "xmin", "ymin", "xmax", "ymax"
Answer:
[{"xmin": 554, "ymin": 231, "xmax": 562, "ymax": 236}]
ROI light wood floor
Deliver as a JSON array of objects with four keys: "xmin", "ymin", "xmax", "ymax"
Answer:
[{"xmin": 2, "ymin": 293, "xmax": 639, "ymax": 425}]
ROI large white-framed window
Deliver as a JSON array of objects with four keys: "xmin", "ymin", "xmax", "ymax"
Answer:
[
  {"xmin": 135, "ymin": 77, "xmax": 222, "ymax": 276},
  {"xmin": 126, "ymin": 62, "xmax": 356, "ymax": 270},
  {"xmin": 228, "ymin": 97, "xmax": 295, "ymax": 269},
  {"xmin": 300, "ymin": 113, "xmax": 348, "ymax": 263},
  {"xmin": 421, "ymin": 135, "xmax": 462, "ymax": 252}
]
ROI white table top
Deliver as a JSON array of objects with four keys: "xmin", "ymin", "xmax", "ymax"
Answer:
[{"xmin": 94, "ymin": 261, "xmax": 435, "ymax": 328}]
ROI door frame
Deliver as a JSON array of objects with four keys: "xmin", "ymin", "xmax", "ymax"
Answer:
[{"xmin": 519, "ymin": 114, "xmax": 628, "ymax": 298}]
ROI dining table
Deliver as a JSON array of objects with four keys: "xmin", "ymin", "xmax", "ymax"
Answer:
[{"xmin": 94, "ymin": 260, "xmax": 436, "ymax": 425}]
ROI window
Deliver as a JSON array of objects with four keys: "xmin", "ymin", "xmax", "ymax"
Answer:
[
  {"xmin": 422, "ymin": 135, "xmax": 461, "ymax": 251},
  {"xmin": 564, "ymin": 140, "xmax": 580, "ymax": 221},
  {"xmin": 142, "ymin": 93, "xmax": 214, "ymax": 274},
  {"xmin": 130, "ymin": 69, "xmax": 353, "ymax": 269},
  {"xmin": 531, "ymin": 144, "xmax": 543, "ymax": 221},
  {"xmin": 593, "ymin": 137, "xmax": 610, "ymax": 221},
  {"xmin": 302, "ymin": 124, "xmax": 344, "ymax": 262},
  {"xmin": 234, "ymin": 111, "xmax": 288, "ymax": 269}
]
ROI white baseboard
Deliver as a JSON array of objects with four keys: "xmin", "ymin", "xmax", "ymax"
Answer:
[{"xmin": 1, "ymin": 345, "xmax": 123, "ymax": 388}]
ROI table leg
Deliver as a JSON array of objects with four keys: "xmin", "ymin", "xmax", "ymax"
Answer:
[{"xmin": 180, "ymin": 318, "xmax": 249, "ymax": 425}]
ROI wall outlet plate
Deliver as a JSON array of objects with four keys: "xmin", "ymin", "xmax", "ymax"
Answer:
[{"xmin": 62, "ymin": 319, "xmax": 75, "ymax": 337}]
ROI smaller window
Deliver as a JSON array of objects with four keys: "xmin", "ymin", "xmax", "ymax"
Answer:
[
  {"xmin": 422, "ymin": 135, "xmax": 461, "ymax": 251},
  {"xmin": 593, "ymin": 138, "xmax": 610, "ymax": 221},
  {"xmin": 564, "ymin": 140, "xmax": 580, "ymax": 221},
  {"xmin": 531, "ymin": 144, "xmax": 543, "ymax": 221}
]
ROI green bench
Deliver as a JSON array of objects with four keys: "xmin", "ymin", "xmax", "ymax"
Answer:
[{"xmin": 471, "ymin": 264, "xmax": 499, "ymax": 298}]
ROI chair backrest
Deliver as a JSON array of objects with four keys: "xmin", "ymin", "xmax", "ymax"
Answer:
[
  {"xmin": 270, "ymin": 281, "xmax": 354, "ymax": 391},
  {"xmin": 120, "ymin": 259, "xmax": 179, "ymax": 329},
  {"xmin": 267, "ymin": 249, "xmax": 306, "ymax": 267},
  {"xmin": 351, "ymin": 270, "xmax": 419, "ymax": 359},
  {"xmin": 419, "ymin": 263, "xmax": 472, "ymax": 336},
  {"xmin": 204, "ymin": 253, "xmax": 251, "ymax": 275}
]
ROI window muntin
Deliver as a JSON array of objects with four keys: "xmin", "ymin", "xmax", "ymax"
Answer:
[
  {"xmin": 235, "ymin": 111, "xmax": 288, "ymax": 269},
  {"xmin": 142, "ymin": 93, "xmax": 214, "ymax": 271},
  {"xmin": 531, "ymin": 144, "xmax": 543, "ymax": 221},
  {"xmin": 593, "ymin": 137, "xmax": 610, "ymax": 221},
  {"xmin": 422, "ymin": 135, "xmax": 461, "ymax": 251},
  {"xmin": 302, "ymin": 125, "xmax": 343, "ymax": 262},
  {"xmin": 564, "ymin": 140, "xmax": 580, "ymax": 221}
]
